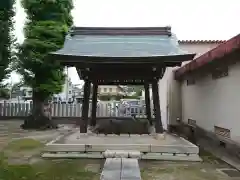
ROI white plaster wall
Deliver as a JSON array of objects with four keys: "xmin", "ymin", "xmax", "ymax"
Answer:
[
  {"xmin": 181, "ymin": 62, "xmax": 240, "ymax": 143},
  {"xmin": 159, "ymin": 67, "xmax": 182, "ymax": 129},
  {"xmin": 159, "ymin": 42, "xmax": 222, "ymax": 129}
]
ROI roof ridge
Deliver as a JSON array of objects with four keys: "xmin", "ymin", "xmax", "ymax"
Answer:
[{"xmin": 70, "ymin": 26, "xmax": 172, "ymax": 36}]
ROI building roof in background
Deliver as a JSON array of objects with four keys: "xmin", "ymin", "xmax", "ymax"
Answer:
[
  {"xmin": 178, "ymin": 40, "xmax": 226, "ymax": 44},
  {"xmin": 175, "ymin": 34, "xmax": 240, "ymax": 79}
]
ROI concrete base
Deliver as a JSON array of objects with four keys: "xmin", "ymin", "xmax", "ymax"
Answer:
[
  {"xmin": 42, "ymin": 152, "xmax": 201, "ymax": 161},
  {"xmin": 42, "ymin": 131, "xmax": 201, "ymax": 161}
]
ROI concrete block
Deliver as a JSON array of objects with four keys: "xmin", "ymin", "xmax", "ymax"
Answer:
[
  {"xmin": 115, "ymin": 150, "xmax": 129, "ymax": 158},
  {"xmin": 161, "ymin": 153, "xmax": 173, "ymax": 156},
  {"xmin": 103, "ymin": 150, "xmax": 141, "ymax": 158},
  {"xmin": 42, "ymin": 152, "xmax": 104, "ymax": 159},
  {"xmin": 103, "ymin": 150, "xmax": 115, "ymax": 158},
  {"xmin": 121, "ymin": 158, "xmax": 141, "ymax": 180},
  {"xmin": 89, "ymin": 144, "xmax": 150, "ymax": 152},
  {"xmin": 120, "ymin": 134, "xmax": 130, "ymax": 137},
  {"xmin": 103, "ymin": 158, "xmax": 122, "ymax": 170},
  {"xmin": 142, "ymin": 153, "xmax": 202, "ymax": 161},
  {"xmin": 44, "ymin": 144, "xmax": 85, "ymax": 152},
  {"xmin": 176, "ymin": 153, "xmax": 188, "ymax": 157},
  {"xmin": 150, "ymin": 145, "xmax": 199, "ymax": 154},
  {"xmin": 107, "ymin": 134, "xmax": 119, "ymax": 137},
  {"xmin": 129, "ymin": 151, "xmax": 141, "ymax": 159},
  {"xmin": 101, "ymin": 158, "xmax": 121, "ymax": 180}
]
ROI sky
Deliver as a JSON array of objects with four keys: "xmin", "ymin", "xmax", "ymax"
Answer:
[{"xmin": 11, "ymin": 0, "xmax": 240, "ymax": 85}]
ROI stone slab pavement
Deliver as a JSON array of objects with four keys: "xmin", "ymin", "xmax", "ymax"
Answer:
[{"xmin": 101, "ymin": 158, "xmax": 141, "ymax": 180}]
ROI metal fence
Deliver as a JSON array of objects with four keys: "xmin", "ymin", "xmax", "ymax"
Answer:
[{"xmin": 0, "ymin": 102, "xmax": 148, "ymax": 118}]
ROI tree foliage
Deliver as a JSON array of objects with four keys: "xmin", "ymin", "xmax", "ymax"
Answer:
[
  {"xmin": 0, "ymin": 0, "xmax": 15, "ymax": 86},
  {"xmin": 17, "ymin": 0, "xmax": 73, "ymax": 101},
  {"xmin": 0, "ymin": 86, "xmax": 10, "ymax": 99},
  {"xmin": 17, "ymin": 0, "xmax": 73, "ymax": 129}
]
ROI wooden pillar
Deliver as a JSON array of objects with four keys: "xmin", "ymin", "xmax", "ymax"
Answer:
[
  {"xmin": 144, "ymin": 83, "xmax": 152, "ymax": 125},
  {"xmin": 90, "ymin": 82, "xmax": 98, "ymax": 127},
  {"xmin": 152, "ymin": 79, "xmax": 163, "ymax": 133},
  {"xmin": 81, "ymin": 80, "xmax": 91, "ymax": 133}
]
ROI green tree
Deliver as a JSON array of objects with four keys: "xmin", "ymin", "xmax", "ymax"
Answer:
[
  {"xmin": 17, "ymin": 0, "xmax": 73, "ymax": 129},
  {"xmin": 0, "ymin": 87, "xmax": 10, "ymax": 99},
  {"xmin": 0, "ymin": 1, "xmax": 15, "ymax": 98}
]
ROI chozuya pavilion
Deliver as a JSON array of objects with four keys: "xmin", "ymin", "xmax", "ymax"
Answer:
[
  {"xmin": 50, "ymin": 26, "xmax": 195, "ymax": 134},
  {"xmin": 44, "ymin": 27, "xmax": 200, "ymax": 161}
]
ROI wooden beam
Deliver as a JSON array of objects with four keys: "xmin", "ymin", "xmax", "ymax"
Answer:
[
  {"xmin": 144, "ymin": 83, "xmax": 152, "ymax": 125},
  {"xmin": 152, "ymin": 79, "xmax": 163, "ymax": 133},
  {"xmin": 95, "ymin": 79, "xmax": 147, "ymax": 85},
  {"xmin": 53, "ymin": 53, "xmax": 195, "ymax": 65},
  {"xmin": 96, "ymin": 82, "xmax": 145, "ymax": 85},
  {"xmin": 90, "ymin": 83, "xmax": 98, "ymax": 127},
  {"xmin": 80, "ymin": 80, "xmax": 91, "ymax": 133}
]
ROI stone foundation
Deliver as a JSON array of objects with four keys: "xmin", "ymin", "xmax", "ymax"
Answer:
[{"xmin": 42, "ymin": 132, "xmax": 201, "ymax": 161}]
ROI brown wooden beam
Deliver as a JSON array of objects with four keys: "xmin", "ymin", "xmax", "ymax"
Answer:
[
  {"xmin": 89, "ymin": 73, "xmax": 157, "ymax": 80},
  {"xmin": 81, "ymin": 80, "xmax": 91, "ymax": 133},
  {"xmin": 95, "ymin": 79, "xmax": 146, "ymax": 85},
  {"xmin": 144, "ymin": 83, "xmax": 152, "ymax": 125},
  {"xmin": 152, "ymin": 79, "xmax": 163, "ymax": 133},
  {"xmin": 96, "ymin": 83, "xmax": 144, "ymax": 85},
  {"xmin": 90, "ymin": 83, "xmax": 98, "ymax": 127}
]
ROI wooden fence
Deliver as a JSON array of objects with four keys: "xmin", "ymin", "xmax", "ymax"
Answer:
[{"xmin": 0, "ymin": 102, "xmax": 148, "ymax": 118}]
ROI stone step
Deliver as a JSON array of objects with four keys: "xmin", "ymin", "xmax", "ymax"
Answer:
[
  {"xmin": 100, "ymin": 158, "xmax": 122, "ymax": 180},
  {"xmin": 100, "ymin": 158, "xmax": 141, "ymax": 180},
  {"xmin": 103, "ymin": 150, "xmax": 141, "ymax": 159},
  {"xmin": 41, "ymin": 152, "xmax": 202, "ymax": 161},
  {"xmin": 121, "ymin": 158, "xmax": 141, "ymax": 180}
]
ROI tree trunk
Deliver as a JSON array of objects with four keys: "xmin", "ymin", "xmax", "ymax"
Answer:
[{"xmin": 21, "ymin": 91, "xmax": 57, "ymax": 130}]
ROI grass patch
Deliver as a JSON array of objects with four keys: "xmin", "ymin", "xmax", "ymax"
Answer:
[
  {"xmin": 0, "ymin": 159, "xmax": 99, "ymax": 180},
  {"xmin": 141, "ymin": 165, "xmax": 222, "ymax": 180},
  {"xmin": 199, "ymin": 148, "xmax": 223, "ymax": 164},
  {"xmin": 5, "ymin": 138, "xmax": 43, "ymax": 151}
]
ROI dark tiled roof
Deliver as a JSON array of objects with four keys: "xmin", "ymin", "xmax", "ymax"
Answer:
[
  {"xmin": 175, "ymin": 34, "xmax": 240, "ymax": 79},
  {"xmin": 178, "ymin": 40, "xmax": 226, "ymax": 44},
  {"xmin": 52, "ymin": 27, "xmax": 192, "ymax": 58}
]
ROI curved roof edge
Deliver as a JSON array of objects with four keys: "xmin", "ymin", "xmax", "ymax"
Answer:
[{"xmin": 175, "ymin": 34, "xmax": 240, "ymax": 80}]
